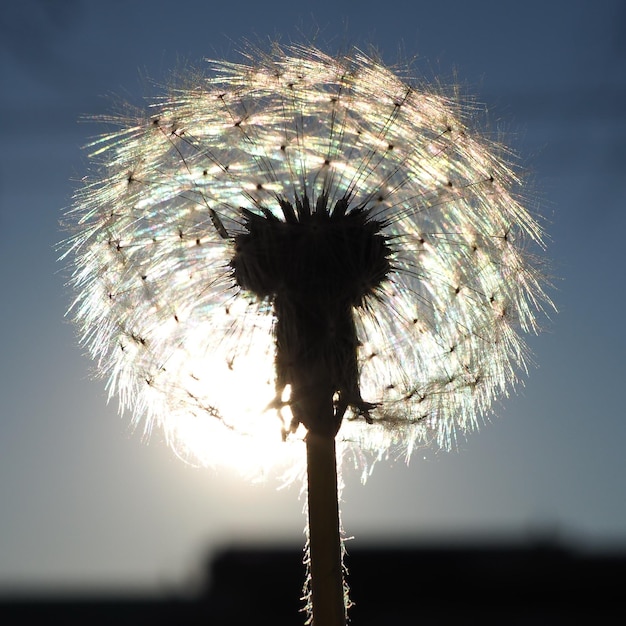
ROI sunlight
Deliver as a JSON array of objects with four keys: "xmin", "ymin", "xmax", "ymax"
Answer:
[
  {"xmin": 151, "ymin": 322, "xmax": 306, "ymax": 479},
  {"xmin": 171, "ymin": 406, "xmax": 306, "ymax": 480}
]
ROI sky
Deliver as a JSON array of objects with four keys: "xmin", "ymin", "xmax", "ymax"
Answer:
[{"xmin": 1, "ymin": 0, "xmax": 625, "ymax": 594}]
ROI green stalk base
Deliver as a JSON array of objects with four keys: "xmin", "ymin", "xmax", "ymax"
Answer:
[{"xmin": 306, "ymin": 431, "xmax": 346, "ymax": 626}]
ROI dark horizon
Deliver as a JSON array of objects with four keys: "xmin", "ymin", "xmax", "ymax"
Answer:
[{"xmin": 2, "ymin": 538, "xmax": 624, "ymax": 624}]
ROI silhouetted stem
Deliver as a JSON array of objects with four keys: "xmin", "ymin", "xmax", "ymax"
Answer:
[{"xmin": 306, "ymin": 431, "xmax": 345, "ymax": 626}]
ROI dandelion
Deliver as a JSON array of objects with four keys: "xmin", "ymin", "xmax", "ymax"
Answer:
[{"xmin": 63, "ymin": 44, "xmax": 551, "ymax": 625}]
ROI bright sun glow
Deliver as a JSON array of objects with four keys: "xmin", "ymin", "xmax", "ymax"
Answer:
[
  {"xmin": 170, "ymin": 358, "xmax": 306, "ymax": 478},
  {"xmin": 137, "ymin": 313, "xmax": 306, "ymax": 476}
]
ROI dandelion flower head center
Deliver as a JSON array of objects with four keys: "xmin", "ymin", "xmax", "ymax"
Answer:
[{"xmin": 233, "ymin": 196, "xmax": 391, "ymax": 438}]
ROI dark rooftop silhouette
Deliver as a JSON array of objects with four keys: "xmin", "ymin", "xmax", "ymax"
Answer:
[{"xmin": 1, "ymin": 539, "xmax": 624, "ymax": 624}]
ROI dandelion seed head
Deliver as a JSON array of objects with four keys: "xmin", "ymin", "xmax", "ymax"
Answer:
[{"xmin": 64, "ymin": 44, "xmax": 551, "ymax": 474}]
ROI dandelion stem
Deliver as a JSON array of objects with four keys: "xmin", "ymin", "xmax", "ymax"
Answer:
[{"xmin": 306, "ymin": 430, "xmax": 346, "ymax": 626}]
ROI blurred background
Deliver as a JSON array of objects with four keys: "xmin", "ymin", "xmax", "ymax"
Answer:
[{"xmin": 0, "ymin": 0, "xmax": 625, "ymax": 610}]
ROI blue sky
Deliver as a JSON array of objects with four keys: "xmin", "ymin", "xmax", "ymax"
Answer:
[{"xmin": 1, "ymin": 0, "xmax": 625, "ymax": 592}]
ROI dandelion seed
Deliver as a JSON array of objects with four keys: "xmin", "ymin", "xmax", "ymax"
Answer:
[{"xmin": 63, "ymin": 44, "xmax": 552, "ymax": 625}]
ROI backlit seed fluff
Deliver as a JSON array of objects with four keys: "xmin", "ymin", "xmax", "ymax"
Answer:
[{"xmin": 64, "ymin": 44, "xmax": 552, "ymax": 470}]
